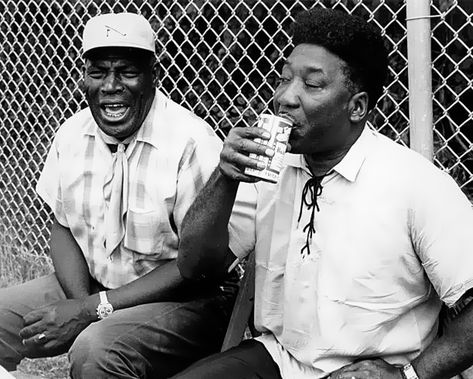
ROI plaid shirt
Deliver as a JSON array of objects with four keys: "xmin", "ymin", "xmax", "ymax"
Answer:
[{"xmin": 37, "ymin": 90, "xmax": 222, "ymax": 288}]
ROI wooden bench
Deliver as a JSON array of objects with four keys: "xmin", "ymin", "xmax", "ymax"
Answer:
[{"xmin": 221, "ymin": 252, "xmax": 258, "ymax": 351}]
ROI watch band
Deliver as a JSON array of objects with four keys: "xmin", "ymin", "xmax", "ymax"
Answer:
[
  {"xmin": 96, "ymin": 291, "xmax": 114, "ymax": 319},
  {"xmin": 402, "ymin": 363, "xmax": 419, "ymax": 379}
]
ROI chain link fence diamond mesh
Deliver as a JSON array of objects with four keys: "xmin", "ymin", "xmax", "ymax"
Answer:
[{"xmin": 0, "ymin": 0, "xmax": 472, "ymax": 264}]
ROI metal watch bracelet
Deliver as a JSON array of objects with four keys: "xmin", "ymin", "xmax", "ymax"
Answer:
[{"xmin": 402, "ymin": 363, "xmax": 420, "ymax": 379}]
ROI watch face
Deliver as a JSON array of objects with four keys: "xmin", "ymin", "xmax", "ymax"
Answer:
[{"xmin": 97, "ymin": 303, "xmax": 114, "ymax": 319}]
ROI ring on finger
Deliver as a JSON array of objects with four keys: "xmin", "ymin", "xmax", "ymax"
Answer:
[{"xmin": 36, "ymin": 333, "xmax": 46, "ymax": 342}]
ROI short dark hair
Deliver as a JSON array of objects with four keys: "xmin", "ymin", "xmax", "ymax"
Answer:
[{"xmin": 292, "ymin": 7, "xmax": 388, "ymax": 109}]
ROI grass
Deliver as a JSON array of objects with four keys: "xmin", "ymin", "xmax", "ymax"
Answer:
[
  {"xmin": 0, "ymin": 240, "xmax": 69, "ymax": 379},
  {"xmin": 16, "ymin": 356, "xmax": 69, "ymax": 378}
]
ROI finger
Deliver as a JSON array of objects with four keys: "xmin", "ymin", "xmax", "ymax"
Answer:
[
  {"xmin": 228, "ymin": 172, "xmax": 261, "ymax": 183},
  {"xmin": 219, "ymin": 163, "xmax": 263, "ymax": 183},
  {"xmin": 226, "ymin": 137, "xmax": 275, "ymax": 159},
  {"xmin": 221, "ymin": 147, "xmax": 273, "ymax": 173},
  {"xmin": 232, "ymin": 126, "xmax": 271, "ymax": 141},
  {"xmin": 23, "ymin": 310, "xmax": 44, "ymax": 325},
  {"xmin": 21, "ymin": 332, "xmax": 48, "ymax": 347},
  {"xmin": 227, "ymin": 127, "xmax": 274, "ymax": 155},
  {"xmin": 19, "ymin": 320, "xmax": 44, "ymax": 339}
]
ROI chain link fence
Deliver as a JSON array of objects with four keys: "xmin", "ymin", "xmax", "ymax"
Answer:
[{"xmin": 0, "ymin": 0, "xmax": 472, "ymax": 261}]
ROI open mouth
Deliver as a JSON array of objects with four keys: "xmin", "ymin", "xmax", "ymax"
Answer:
[{"xmin": 101, "ymin": 104, "xmax": 129, "ymax": 121}]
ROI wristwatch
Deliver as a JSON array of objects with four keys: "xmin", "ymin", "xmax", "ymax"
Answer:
[
  {"xmin": 401, "ymin": 363, "xmax": 419, "ymax": 379},
  {"xmin": 96, "ymin": 291, "xmax": 114, "ymax": 319}
]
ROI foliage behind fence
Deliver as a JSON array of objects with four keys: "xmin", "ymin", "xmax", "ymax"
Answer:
[{"xmin": 0, "ymin": 0, "xmax": 472, "ymax": 259}]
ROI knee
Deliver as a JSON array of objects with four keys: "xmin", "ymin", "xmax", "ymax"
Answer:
[
  {"xmin": 69, "ymin": 322, "xmax": 142, "ymax": 379},
  {"xmin": 0, "ymin": 306, "xmax": 26, "ymax": 369},
  {"xmin": 69, "ymin": 324, "xmax": 110, "ymax": 378}
]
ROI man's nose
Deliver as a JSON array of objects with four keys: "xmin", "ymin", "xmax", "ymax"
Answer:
[
  {"xmin": 101, "ymin": 73, "xmax": 123, "ymax": 93},
  {"xmin": 276, "ymin": 81, "xmax": 300, "ymax": 108}
]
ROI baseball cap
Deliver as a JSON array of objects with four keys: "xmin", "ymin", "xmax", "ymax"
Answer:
[{"xmin": 82, "ymin": 12, "xmax": 155, "ymax": 56}]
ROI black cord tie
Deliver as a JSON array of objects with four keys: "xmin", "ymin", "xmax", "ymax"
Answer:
[{"xmin": 297, "ymin": 173, "xmax": 326, "ymax": 257}]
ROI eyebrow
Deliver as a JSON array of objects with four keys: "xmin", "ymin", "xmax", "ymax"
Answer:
[
  {"xmin": 87, "ymin": 60, "xmax": 139, "ymax": 69},
  {"xmin": 282, "ymin": 59, "xmax": 325, "ymax": 74}
]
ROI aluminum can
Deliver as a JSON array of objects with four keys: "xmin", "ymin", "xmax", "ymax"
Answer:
[{"xmin": 244, "ymin": 114, "xmax": 293, "ymax": 183}]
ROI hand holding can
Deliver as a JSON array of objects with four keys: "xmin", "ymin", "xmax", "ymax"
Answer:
[{"xmin": 244, "ymin": 114, "xmax": 293, "ymax": 183}]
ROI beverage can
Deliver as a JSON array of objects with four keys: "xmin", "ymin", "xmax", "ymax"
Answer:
[{"xmin": 244, "ymin": 114, "xmax": 293, "ymax": 183}]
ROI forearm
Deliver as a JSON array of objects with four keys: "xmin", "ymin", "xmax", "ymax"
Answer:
[
  {"xmin": 49, "ymin": 219, "xmax": 91, "ymax": 299},
  {"xmin": 178, "ymin": 167, "xmax": 240, "ymax": 280},
  {"xmin": 106, "ymin": 260, "xmax": 189, "ymax": 308},
  {"xmin": 412, "ymin": 298, "xmax": 473, "ymax": 378},
  {"xmin": 80, "ymin": 259, "xmax": 195, "ymax": 322},
  {"xmin": 19, "ymin": 261, "xmax": 194, "ymax": 347}
]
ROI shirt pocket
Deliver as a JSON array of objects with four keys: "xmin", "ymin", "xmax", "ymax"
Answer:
[{"xmin": 124, "ymin": 209, "xmax": 170, "ymax": 258}]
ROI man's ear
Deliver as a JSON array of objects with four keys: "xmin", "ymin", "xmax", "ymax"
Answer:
[
  {"xmin": 348, "ymin": 91, "xmax": 369, "ymax": 123},
  {"xmin": 79, "ymin": 64, "xmax": 86, "ymax": 91},
  {"xmin": 152, "ymin": 61, "xmax": 160, "ymax": 87}
]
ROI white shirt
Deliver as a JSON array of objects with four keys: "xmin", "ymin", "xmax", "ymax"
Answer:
[
  {"xmin": 229, "ymin": 126, "xmax": 473, "ymax": 378},
  {"xmin": 37, "ymin": 90, "xmax": 222, "ymax": 288}
]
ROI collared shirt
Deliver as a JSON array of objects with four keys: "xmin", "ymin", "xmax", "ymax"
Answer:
[
  {"xmin": 37, "ymin": 90, "xmax": 222, "ymax": 289},
  {"xmin": 228, "ymin": 126, "xmax": 473, "ymax": 378}
]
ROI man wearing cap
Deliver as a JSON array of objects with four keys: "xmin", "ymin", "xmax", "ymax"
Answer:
[{"xmin": 0, "ymin": 12, "xmax": 235, "ymax": 378}]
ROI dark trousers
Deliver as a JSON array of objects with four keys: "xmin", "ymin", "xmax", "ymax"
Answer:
[
  {"xmin": 0, "ymin": 273, "xmax": 236, "ymax": 379},
  {"xmin": 170, "ymin": 339, "xmax": 283, "ymax": 379}
]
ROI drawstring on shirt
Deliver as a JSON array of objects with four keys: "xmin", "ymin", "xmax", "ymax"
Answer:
[{"xmin": 297, "ymin": 172, "xmax": 329, "ymax": 257}]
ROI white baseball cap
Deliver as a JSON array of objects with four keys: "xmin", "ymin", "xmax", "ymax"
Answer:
[{"xmin": 82, "ymin": 12, "xmax": 155, "ymax": 56}]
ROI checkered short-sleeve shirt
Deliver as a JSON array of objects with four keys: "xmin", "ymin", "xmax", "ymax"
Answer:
[{"xmin": 37, "ymin": 90, "xmax": 222, "ymax": 289}]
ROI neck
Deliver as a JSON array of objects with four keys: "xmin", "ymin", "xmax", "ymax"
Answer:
[
  {"xmin": 304, "ymin": 126, "xmax": 365, "ymax": 177},
  {"xmin": 304, "ymin": 148, "xmax": 349, "ymax": 177}
]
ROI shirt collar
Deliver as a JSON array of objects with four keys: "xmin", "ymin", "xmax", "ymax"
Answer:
[
  {"xmin": 284, "ymin": 126, "xmax": 375, "ymax": 182},
  {"xmin": 331, "ymin": 126, "xmax": 374, "ymax": 182}
]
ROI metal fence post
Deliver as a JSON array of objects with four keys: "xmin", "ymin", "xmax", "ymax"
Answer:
[{"xmin": 406, "ymin": 0, "xmax": 434, "ymax": 161}]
